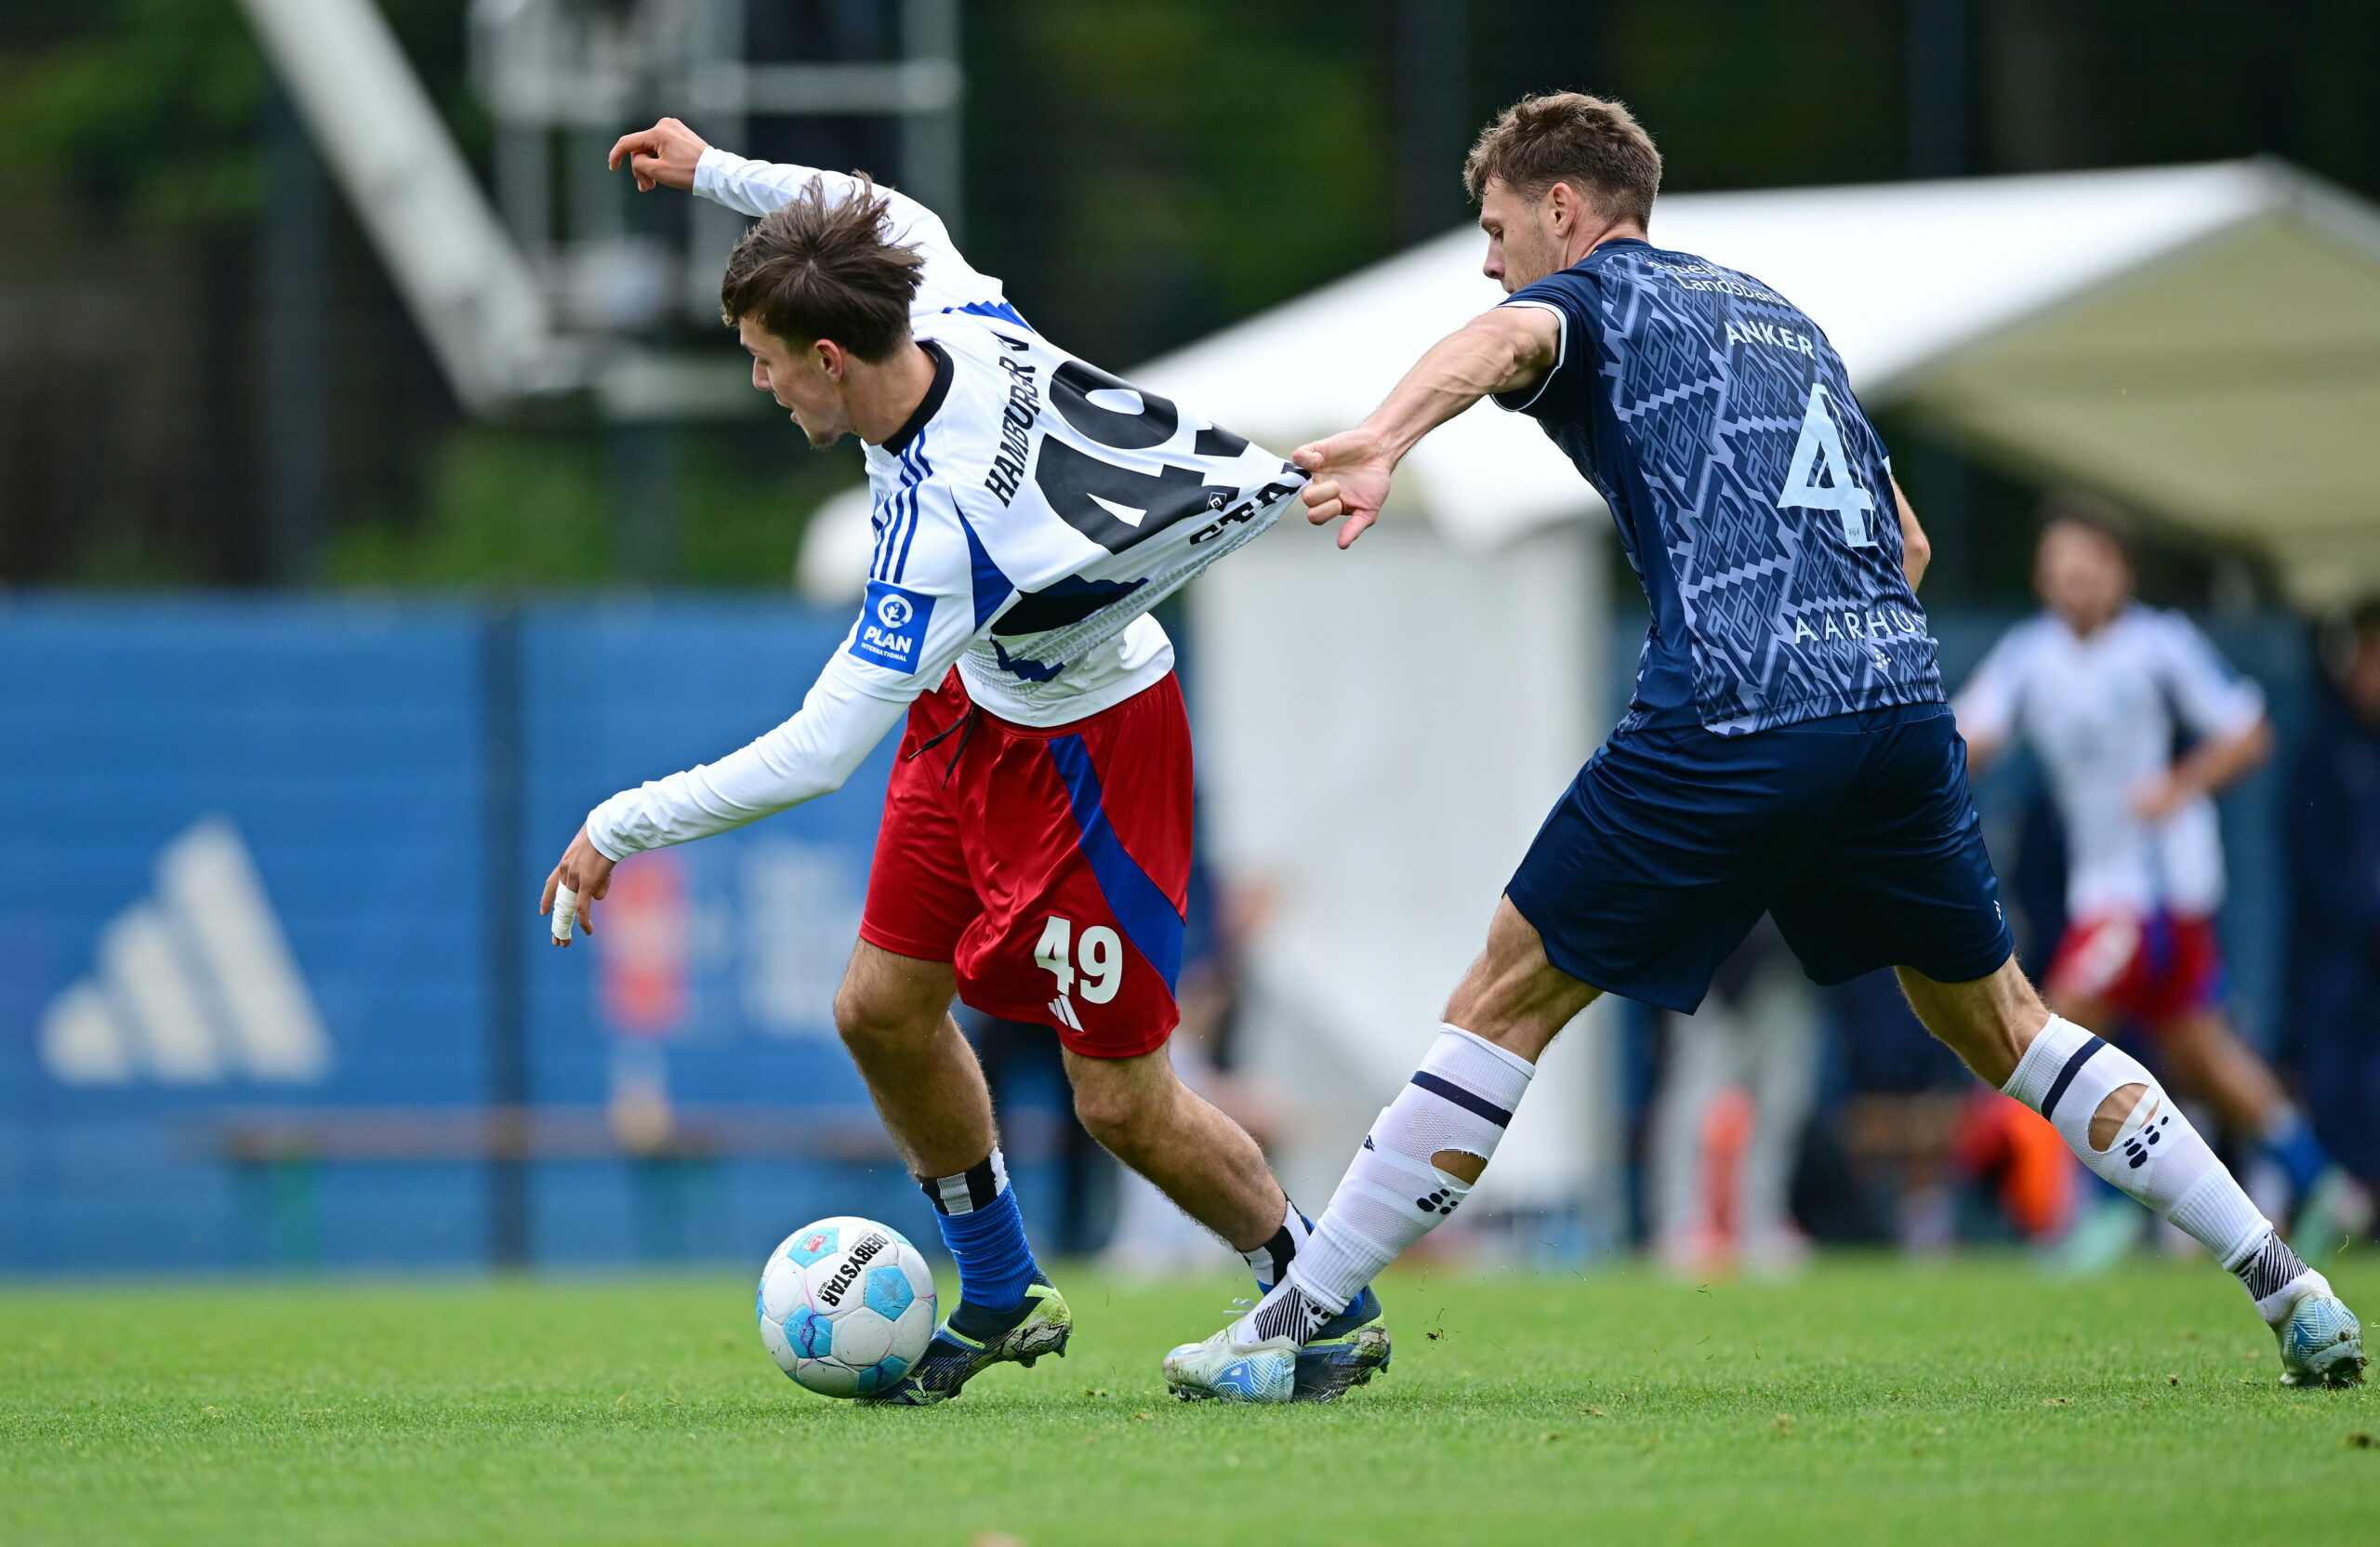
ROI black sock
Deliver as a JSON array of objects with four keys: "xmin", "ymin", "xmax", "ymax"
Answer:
[{"xmin": 948, "ymin": 1287, "xmax": 1041, "ymax": 1342}]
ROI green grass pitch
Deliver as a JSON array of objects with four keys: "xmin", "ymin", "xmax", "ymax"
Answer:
[{"xmin": 4, "ymin": 1257, "xmax": 2373, "ymax": 1546}]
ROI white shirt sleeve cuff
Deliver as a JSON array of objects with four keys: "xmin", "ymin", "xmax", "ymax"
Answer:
[{"xmin": 693, "ymin": 146, "xmax": 737, "ymax": 204}]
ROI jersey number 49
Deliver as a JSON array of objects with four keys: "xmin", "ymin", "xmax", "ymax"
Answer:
[
  {"xmin": 1035, "ymin": 915, "xmax": 1124, "ymax": 1005},
  {"xmin": 1035, "ymin": 361, "xmax": 1246, "ymax": 554}
]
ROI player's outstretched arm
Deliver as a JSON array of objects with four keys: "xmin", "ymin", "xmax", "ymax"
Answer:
[
  {"xmin": 2135, "ymin": 711, "xmax": 2273, "ymax": 823},
  {"xmin": 2132, "ymin": 621, "xmax": 2274, "ymax": 823},
  {"xmin": 1295, "ymin": 306, "xmax": 1560, "ymax": 549},
  {"xmin": 608, "ymin": 116, "xmax": 994, "ymax": 312},
  {"xmin": 540, "ymin": 497, "xmax": 983, "ymax": 944},
  {"xmin": 536, "ymin": 664, "xmax": 908, "ymax": 945}
]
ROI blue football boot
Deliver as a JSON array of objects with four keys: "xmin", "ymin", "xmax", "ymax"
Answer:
[{"xmin": 1292, "ymin": 1285, "xmax": 1392, "ymax": 1402}]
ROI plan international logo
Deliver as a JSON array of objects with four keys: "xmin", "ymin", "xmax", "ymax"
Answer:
[
  {"xmin": 850, "ymin": 582, "xmax": 934, "ymax": 673},
  {"xmin": 37, "ymin": 817, "xmax": 331, "ymax": 1087}
]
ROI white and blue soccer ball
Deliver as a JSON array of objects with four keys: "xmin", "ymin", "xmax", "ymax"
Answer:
[{"xmin": 756, "ymin": 1216, "xmax": 938, "ymax": 1398}]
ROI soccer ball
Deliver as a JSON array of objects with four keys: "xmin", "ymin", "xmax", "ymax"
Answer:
[{"xmin": 756, "ymin": 1216, "xmax": 938, "ymax": 1398}]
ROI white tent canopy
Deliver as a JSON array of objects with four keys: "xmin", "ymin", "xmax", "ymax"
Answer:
[{"xmin": 1134, "ymin": 160, "xmax": 2380, "ymax": 603}]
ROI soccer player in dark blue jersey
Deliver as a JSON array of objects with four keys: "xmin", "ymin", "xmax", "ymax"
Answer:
[{"xmin": 1166, "ymin": 92, "xmax": 2362, "ymax": 1401}]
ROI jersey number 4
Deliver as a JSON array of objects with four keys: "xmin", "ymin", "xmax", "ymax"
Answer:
[
  {"xmin": 1777, "ymin": 382, "xmax": 1876, "ymax": 549},
  {"xmin": 1035, "ymin": 361, "xmax": 1244, "ymax": 554}
]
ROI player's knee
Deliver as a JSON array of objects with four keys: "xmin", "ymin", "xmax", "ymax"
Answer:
[
  {"xmin": 832, "ymin": 983, "xmax": 924, "ymax": 1054},
  {"xmin": 2089, "ymin": 1082, "xmax": 2147, "ymax": 1153},
  {"xmin": 1069, "ymin": 1081, "xmax": 1146, "ymax": 1146},
  {"xmin": 1068, "ymin": 1062, "xmax": 1170, "ymax": 1147}
]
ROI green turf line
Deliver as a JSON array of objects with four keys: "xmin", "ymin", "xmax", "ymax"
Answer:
[{"xmin": 2, "ymin": 1259, "xmax": 2373, "ymax": 1546}]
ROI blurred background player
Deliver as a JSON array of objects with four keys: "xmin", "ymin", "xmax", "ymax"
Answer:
[
  {"xmin": 1956, "ymin": 505, "xmax": 2369, "ymax": 1264},
  {"xmin": 1646, "ymin": 918, "xmax": 1819, "ymax": 1278},
  {"xmin": 1168, "ymin": 91, "xmax": 2364, "ymax": 1401},
  {"xmin": 542, "ymin": 118, "xmax": 1382, "ymax": 1404}
]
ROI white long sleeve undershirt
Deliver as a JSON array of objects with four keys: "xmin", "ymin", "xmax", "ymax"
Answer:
[{"xmin": 583, "ymin": 657, "xmax": 911, "ymax": 861}]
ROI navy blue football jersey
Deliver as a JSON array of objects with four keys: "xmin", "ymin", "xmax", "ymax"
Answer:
[{"xmin": 1496, "ymin": 239, "xmax": 1943, "ymax": 734}]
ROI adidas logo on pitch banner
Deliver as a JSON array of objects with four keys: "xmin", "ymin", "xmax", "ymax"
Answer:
[{"xmin": 37, "ymin": 817, "xmax": 331, "ymax": 1087}]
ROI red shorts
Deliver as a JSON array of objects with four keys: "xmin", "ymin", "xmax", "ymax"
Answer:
[
  {"xmin": 2044, "ymin": 909, "xmax": 2227, "ymax": 1029},
  {"xmin": 859, "ymin": 669, "xmax": 1192, "ymax": 1059}
]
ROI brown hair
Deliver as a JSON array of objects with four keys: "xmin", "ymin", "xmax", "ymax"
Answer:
[
  {"xmin": 1462, "ymin": 92, "xmax": 1662, "ymax": 226},
  {"xmin": 719, "ymin": 175, "xmax": 923, "ymax": 362},
  {"xmin": 2038, "ymin": 490, "xmax": 2137, "ymax": 570}
]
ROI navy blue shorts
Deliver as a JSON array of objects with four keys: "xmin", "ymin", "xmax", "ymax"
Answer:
[{"xmin": 1507, "ymin": 703, "xmax": 2014, "ymax": 1013}]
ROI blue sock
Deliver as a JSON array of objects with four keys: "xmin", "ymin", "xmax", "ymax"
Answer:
[
  {"xmin": 920, "ymin": 1149, "xmax": 1038, "ymax": 1313},
  {"xmin": 2260, "ymin": 1111, "xmax": 2330, "ymax": 1197}
]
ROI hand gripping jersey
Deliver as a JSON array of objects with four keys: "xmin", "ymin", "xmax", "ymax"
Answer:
[
  {"xmin": 1954, "ymin": 605, "xmax": 2265, "ymax": 915},
  {"xmin": 585, "ymin": 151, "xmax": 1301, "ymax": 861},
  {"xmin": 1496, "ymin": 240, "xmax": 1942, "ymax": 735}
]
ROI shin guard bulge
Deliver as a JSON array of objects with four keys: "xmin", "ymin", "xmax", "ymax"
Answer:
[
  {"xmin": 2004, "ymin": 1016, "xmax": 2314, "ymax": 1320},
  {"xmin": 1284, "ymin": 1026, "xmax": 1536, "ymax": 1319}
]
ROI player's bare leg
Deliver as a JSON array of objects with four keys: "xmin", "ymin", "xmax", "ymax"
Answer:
[
  {"xmin": 1067, "ymin": 1045, "xmax": 1393, "ymax": 1400},
  {"xmin": 1063, "ymin": 1046, "xmax": 1285, "ymax": 1252},
  {"xmin": 832, "ymin": 942, "xmax": 1071, "ymax": 1405},
  {"xmin": 1176, "ymin": 910, "xmax": 2360, "ymax": 1401},
  {"xmin": 832, "ymin": 943, "xmax": 996, "ymax": 1175},
  {"xmin": 1900, "ymin": 959, "xmax": 2363, "ymax": 1386}
]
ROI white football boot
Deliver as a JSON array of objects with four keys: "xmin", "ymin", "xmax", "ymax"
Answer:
[
  {"xmin": 1162, "ymin": 1328, "xmax": 1297, "ymax": 1404},
  {"xmin": 2276, "ymin": 1282, "xmax": 2365, "ymax": 1388}
]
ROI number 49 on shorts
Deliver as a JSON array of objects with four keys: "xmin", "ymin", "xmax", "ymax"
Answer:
[{"xmin": 1035, "ymin": 916, "xmax": 1124, "ymax": 1005}]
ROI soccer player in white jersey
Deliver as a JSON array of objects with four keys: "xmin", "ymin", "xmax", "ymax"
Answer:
[
  {"xmin": 538, "ymin": 119, "xmax": 1386, "ymax": 1404},
  {"xmin": 1958, "ymin": 509, "xmax": 2366, "ymax": 1257},
  {"xmin": 1165, "ymin": 92, "xmax": 2360, "ymax": 1401}
]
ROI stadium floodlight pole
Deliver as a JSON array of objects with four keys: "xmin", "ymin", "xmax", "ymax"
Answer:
[{"xmin": 234, "ymin": 0, "xmax": 579, "ymax": 414}]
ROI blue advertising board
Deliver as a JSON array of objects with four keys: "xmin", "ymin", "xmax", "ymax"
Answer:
[{"xmin": 0, "ymin": 597, "xmax": 919, "ymax": 1275}]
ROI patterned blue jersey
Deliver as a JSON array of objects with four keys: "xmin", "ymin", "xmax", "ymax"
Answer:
[{"xmin": 1495, "ymin": 239, "xmax": 1942, "ymax": 734}]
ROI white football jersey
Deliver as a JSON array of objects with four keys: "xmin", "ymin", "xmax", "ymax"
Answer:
[
  {"xmin": 701, "ymin": 149, "xmax": 1301, "ymax": 725},
  {"xmin": 1954, "ymin": 605, "xmax": 2265, "ymax": 916},
  {"xmin": 582, "ymin": 151, "xmax": 1301, "ymax": 862}
]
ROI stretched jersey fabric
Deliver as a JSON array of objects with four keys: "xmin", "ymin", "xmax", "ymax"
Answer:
[
  {"xmin": 1496, "ymin": 240, "xmax": 1941, "ymax": 735},
  {"xmin": 586, "ymin": 151, "xmax": 1302, "ymax": 861},
  {"xmin": 1954, "ymin": 605, "xmax": 2264, "ymax": 915}
]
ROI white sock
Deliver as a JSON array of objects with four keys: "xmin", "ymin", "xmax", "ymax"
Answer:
[
  {"xmin": 2003, "ymin": 1015, "xmax": 2321, "ymax": 1324},
  {"xmin": 1240, "ymin": 1025, "xmax": 1533, "ymax": 1342}
]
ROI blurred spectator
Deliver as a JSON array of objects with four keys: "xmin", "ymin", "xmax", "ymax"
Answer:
[
  {"xmin": 1647, "ymin": 918, "xmax": 1818, "ymax": 1277},
  {"xmin": 1829, "ymin": 969, "xmax": 2083, "ymax": 1255},
  {"xmin": 2286, "ymin": 602, "xmax": 2380, "ymax": 1213},
  {"xmin": 1831, "ymin": 969, "xmax": 1973, "ymax": 1252}
]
